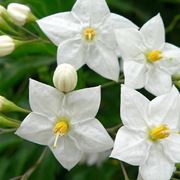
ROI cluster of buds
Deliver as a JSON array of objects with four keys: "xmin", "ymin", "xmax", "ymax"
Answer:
[{"xmin": 0, "ymin": 3, "xmax": 36, "ymax": 57}]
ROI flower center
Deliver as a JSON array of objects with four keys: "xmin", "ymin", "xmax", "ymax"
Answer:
[
  {"xmin": 146, "ymin": 50, "xmax": 163, "ymax": 62},
  {"xmin": 149, "ymin": 124, "xmax": 170, "ymax": 141},
  {"xmin": 83, "ymin": 27, "xmax": 96, "ymax": 42},
  {"xmin": 53, "ymin": 117, "xmax": 69, "ymax": 148}
]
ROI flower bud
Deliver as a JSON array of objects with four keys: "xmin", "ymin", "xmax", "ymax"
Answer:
[
  {"xmin": 0, "ymin": 5, "xmax": 7, "ymax": 15},
  {"xmin": 7, "ymin": 3, "xmax": 36, "ymax": 26},
  {"xmin": 0, "ymin": 96, "xmax": 29, "ymax": 113},
  {"xmin": 0, "ymin": 35, "xmax": 15, "ymax": 57},
  {"xmin": 53, "ymin": 64, "xmax": 78, "ymax": 93}
]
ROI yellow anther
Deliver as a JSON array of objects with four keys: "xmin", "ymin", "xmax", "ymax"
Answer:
[
  {"xmin": 53, "ymin": 117, "xmax": 69, "ymax": 148},
  {"xmin": 149, "ymin": 124, "xmax": 170, "ymax": 141},
  {"xmin": 83, "ymin": 27, "xmax": 96, "ymax": 42},
  {"xmin": 146, "ymin": 50, "xmax": 163, "ymax": 62}
]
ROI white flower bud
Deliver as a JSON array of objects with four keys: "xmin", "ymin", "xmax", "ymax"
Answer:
[
  {"xmin": 0, "ymin": 5, "xmax": 6, "ymax": 15},
  {"xmin": 0, "ymin": 35, "xmax": 15, "ymax": 57},
  {"xmin": 7, "ymin": 3, "xmax": 34, "ymax": 26},
  {"xmin": 53, "ymin": 64, "xmax": 78, "ymax": 93}
]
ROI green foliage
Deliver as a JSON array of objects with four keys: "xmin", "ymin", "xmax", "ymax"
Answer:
[{"xmin": 0, "ymin": 0, "xmax": 179, "ymax": 179}]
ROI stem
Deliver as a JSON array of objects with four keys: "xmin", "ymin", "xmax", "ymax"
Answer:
[
  {"xmin": 102, "ymin": 79, "xmax": 124, "ymax": 89},
  {"xmin": 0, "ymin": 128, "xmax": 17, "ymax": 134},
  {"xmin": 120, "ymin": 162, "xmax": 130, "ymax": 180},
  {"xmin": 10, "ymin": 148, "xmax": 48, "ymax": 180},
  {"xmin": 166, "ymin": 14, "xmax": 180, "ymax": 33}
]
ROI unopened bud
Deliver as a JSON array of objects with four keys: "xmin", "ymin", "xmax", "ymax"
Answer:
[
  {"xmin": 0, "ymin": 96, "xmax": 30, "ymax": 113},
  {"xmin": 0, "ymin": 35, "xmax": 15, "ymax": 57},
  {"xmin": 7, "ymin": 3, "xmax": 36, "ymax": 26},
  {"xmin": 53, "ymin": 64, "xmax": 78, "ymax": 93},
  {"xmin": 0, "ymin": 5, "xmax": 7, "ymax": 15}
]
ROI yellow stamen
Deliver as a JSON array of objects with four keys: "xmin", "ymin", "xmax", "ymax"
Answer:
[
  {"xmin": 149, "ymin": 124, "xmax": 170, "ymax": 141},
  {"xmin": 53, "ymin": 117, "xmax": 69, "ymax": 148},
  {"xmin": 83, "ymin": 27, "xmax": 96, "ymax": 42},
  {"xmin": 146, "ymin": 50, "xmax": 163, "ymax": 62}
]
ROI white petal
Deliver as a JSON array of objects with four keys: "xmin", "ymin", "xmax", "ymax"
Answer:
[
  {"xmin": 50, "ymin": 136, "xmax": 82, "ymax": 170},
  {"xmin": 121, "ymin": 85, "xmax": 149, "ymax": 130},
  {"xmin": 137, "ymin": 173, "xmax": 144, "ymax": 180},
  {"xmin": 111, "ymin": 126, "xmax": 151, "ymax": 166},
  {"xmin": 124, "ymin": 61, "xmax": 147, "ymax": 89},
  {"xmin": 29, "ymin": 79, "xmax": 64, "ymax": 119},
  {"xmin": 140, "ymin": 144, "xmax": 175, "ymax": 180},
  {"xmin": 115, "ymin": 29, "xmax": 145, "ymax": 60},
  {"xmin": 15, "ymin": 113, "xmax": 53, "ymax": 145},
  {"xmin": 65, "ymin": 86, "xmax": 100, "ymax": 123},
  {"xmin": 159, "ymin": 43, "xmax": 180, "ymax": 74},
  {"xmin": 37, "ymin": 12, "xmax": 81, "ymax": 45},
  {"xmin": 86, "ymin": 42, "xmax": 120, "ymax": 81},
  {"xmin": 105, "ymin": 13, "xmax": 138, "ymax": 30},
  {"xmin": 57, "ymin": 38, "xmax": 85, "ymax": 69},
  {"xmin": 140, "ymin": 14, "xmax": 165, "ymax": 49},
  {"xmin": 162, "ymin": 134, "xmax": 180, "ymax": 162},
  {"xmin": 97, "ymin": 13, "xmax": 138, "ymax": 52},
  {"xmin": 72, "ymin": 118, "xmax": 113, "ymax": 153},
  {"xmin": 148, "ymin": 86, "xmax": 180, "ymax": 128},
  {"xmin": 72, "ymin": 0, "xmax": 110, "ymax": 25},
  {"xmin": 145, "ymin": 67, "xmax": 172, "ymax": 96}
]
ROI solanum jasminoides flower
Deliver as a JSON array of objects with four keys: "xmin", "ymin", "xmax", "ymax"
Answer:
[
  {"xmin": 111, "ymin": 85, "xmax": 180, "ymax": 180},
  {"xmin": 16, "ymin": 79, "xmax": 113, "ymax": 170},
  {"xmin": 53, "ymin": 64, "xmax": 78, "ymax": 93},
  {"xmin": 37, "ymin": 0, "xmax": 138, "ymax": 81},
  {"xmin": 115, "ymin": 14, "xmax": 180, "ymax": 96},
  {"xmin": 0, "ymin": 35, "xmax": 15, "ymax": 57}
]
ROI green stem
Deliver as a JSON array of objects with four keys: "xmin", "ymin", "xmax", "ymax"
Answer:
[
  {"xmin": 166, "ymin": 14, "xmax": 180, "ymax": 33},
  {"xmin": 0, "ymin": 116, "xmax": 20, "ymax": 128},
  {"xmin": 10, "ymin": 148, "xmax": 48, "ymax": 180},
  {"xmin": 120, "ymin": 162, "xmax": 130, "ymax": 180},
  {"xmin": 102, "ymin": 79, "xmax": 124, "ymax": 89}
]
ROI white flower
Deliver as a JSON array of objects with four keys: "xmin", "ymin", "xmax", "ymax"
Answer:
[
  {"xmin": 53, "ymin": 64, "xmax": 78, "ymax": 93},
  {"xmin": 111, "ymin": 85, "xmax": 180, "ymax": 180},
  {"xmin": 37, "ymin": 0, "xmax": 138, "ymax": 81},
  {"xmin": 115, "ymin": 14, "xmax": 180, "ymax": 96},
  {"xmin": 0, "ymin": 35, "xmax": 15, "ymax": 57},
  {"xmin": 80, "ymin": 150, "xmax": 111, "ymax": 166},
  {"xmin": 7, "ymin": 3, "xmax": 33, "ymax": 26},
  {"xmin": 16, "ymin": 79, "xmax": 113, "ymax": 170}
]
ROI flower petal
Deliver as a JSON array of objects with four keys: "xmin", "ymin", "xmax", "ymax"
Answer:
[
  {"xmin": 37, "ymin": 12, "xmax": 81, "ymax": 45},
  {"xmin": 65, "ymin": 86, "xmax": 100, "ymax": 123},
  {"xmin": 139, "ymin": 144, "xmax": 175, "ymax": 180},
  {"xmin": 105, "ymin": 13, "xmax": 138, "ymax": 29},
  {"xmin": 145, "ymin": 67, "xmax": 172, "ymax": 96},
  {"xmin": 72, "ymin": 0, "xmax": 110, "ymax": 25},
  {"xmin": 110, "ymin": 126, "xmax": 151, "ymax": 166},
  {"xmin": 159, "ymin": 43, "xmax": 180, "ymax": 74},
  {"xmin": 72, "ymin": 118, "xmax": 113, "ymax": 153},
  {"xmin": 124, "ymin": 61, "xmax": 147, "ymax": 89},
  {"xmin": 29, "ymin": 79, "xmax": 64, "ymax": 119},
  {"xmin": 15, "ymin": 112, "xmax": 53, "ymax": 145},
  {"xmin": 121, "ymin": 85, "xmax": 149, "ymax": 130},
  {"xmin": 115, "ymin": 28, "xmax": 145, "ymax": 60},
  {"xmin": 57, "ymin": 37, "xmax": 85, "ymax": 69},
  {"xmin": 162, "ymin": 134, "xmax": 180, "ymax": 163},
  {"xmin": 50, "ymin": 136, "xmax": 82, "ymax": 170},
  {"xmin": 140, "ymin": 14, "xmax": 165, "ymax": 49},
  {"xmin": 86, "ymin": 42, "xmax": 120, "ymax": 81},
  {"xmin": 148, "ymin": 86, "xmax": 180, "ymax": 128}
]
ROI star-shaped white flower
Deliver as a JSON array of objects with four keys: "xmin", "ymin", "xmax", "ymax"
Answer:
[
  {"xmin": 111, "ymin": 85, "xmax": 180, "ymax": 180},
  {"xmin": 115, "ymin": 14, "xmax": 180, "ymax": 96},
  {"xmin": 37, "ymin": 0, "xmax": 138, "ymax": 81},
  {"xmin": 16, "ymin": 79, "xmax": 113, "ymax": 170}
]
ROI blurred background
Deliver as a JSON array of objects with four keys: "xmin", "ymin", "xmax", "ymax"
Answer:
[{"xmin": 0, "ymin": 0, "xmax": 179, "ymax": 179}]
